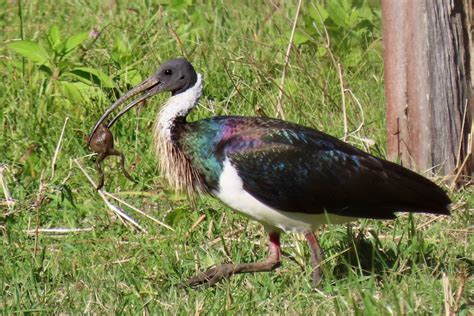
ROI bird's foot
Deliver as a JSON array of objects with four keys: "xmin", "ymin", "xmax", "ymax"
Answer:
[
  {"xmin": 181, "ymin": 232, "xmax": 281, "ymax": 289},
  {"xmin": 183, "ymin": 264, "xmax": 238, "ymax": 287},
  {"xmin": 182, "ymin": 259, "xmax": 281, "ymax": 288},
  {"xmin": 304, "ymin": 230, "xmax": 324, "ymax": 288},
  {"xmin": 311, "ymin": 267, "xmax": 322, "ymax": 288}
]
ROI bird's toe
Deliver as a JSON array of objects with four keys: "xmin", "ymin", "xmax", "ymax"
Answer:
[
  {"xmin": 310, "ymin": 267, "xmax": 323, "ymax": 288},
  {"xmin": 183, "ymin": 264, "xmax": 235, "ymax": 287}
]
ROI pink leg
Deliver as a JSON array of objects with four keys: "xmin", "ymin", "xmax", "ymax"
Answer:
[
  {"xmin": 185, "ymin": 231, "xmax": 281, "ymax": 287},
  {"xmin": 304, "ymin": 231, "xmax": 323, "ymax": 287}
]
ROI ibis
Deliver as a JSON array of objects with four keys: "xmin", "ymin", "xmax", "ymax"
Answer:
[{"xmin": 90, "ymin": 58, "xmax": 451, "ymax": 287}]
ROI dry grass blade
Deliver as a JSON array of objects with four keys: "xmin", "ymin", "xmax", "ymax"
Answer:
[
  {"xmin": 345, "ymin": 88, "xmax": 375, "ymax": 150},
  {"xmin": 450, "ymin": 99, "xmax": 472, "ymax": 189},
  {"xmin": 74, "ymin": 159, "xmax": 147, "ymax": 233},
  {"xmin": 0, "ymin": 165, "xmax": 15, "ymax": 211},
  {"xmin": 453, "ymin": 270, "xmax": 467, "ymax": 314},
  {"xmin": 416, "ymin": 215, "xmax": 446, "ymax": 230},
  {"xmin": 335, "ymin": 62, "xmax": 347, "ymax": 141},
  {"xmin": 450, "ymin": 152, "xmax": 472, "ymax": 191},
  {"xmin": 33, "ymin": 171, "xmax": 47, "ymax": 256},
  {"xmin": 190, "ymin": 214, "xmax": 206, "ymax": 232},
  {"xmin": 311, "ymin": 3, "xmax": 348, "ymax": 140},
  {"xmin": 24, "ymin": 227, "xmax": 94, "ymax": 235},
  {"xmin": 442, "ymin": 272, "xmax": 454, "ymax": 316},
  {"xmin": 185, "ymin": 214, "xmax": 207, "ymax": 239},
  {"xmin": 454, "ymin": 100, "xmax": 469, "ymax": 171},
  {"xmin": 275, "ymin": 0, "xmax": 303, "ymax": 119},
  {"xmin": 345, "ymin": 89, "xmax": 365, "ymax": 135},
  {"xmin": 32, "ymin": 171, "xmax": 48, "ymax": 210},
  {"xmin": 51, "ymin": 117, "xmax": 69, "ymax": 179},
  {"xmin": 103, "ymin": 190, "xmax": 174, "ymax": 231},
  {"xmin": 99, "ymin": 195, "xmax": 147, "ymax": 233},
  {"xmin": 208, "ymin": 228, "xmax": 244, "ymax": 246}
]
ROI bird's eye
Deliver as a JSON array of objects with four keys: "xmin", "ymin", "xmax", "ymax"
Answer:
[{"xmin": 164, "ymin": 69, "xmax": 172, "ymax": 76}]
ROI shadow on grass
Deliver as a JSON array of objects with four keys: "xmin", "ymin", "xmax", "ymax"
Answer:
[{"xmin": 327, "ymin": 221, "xmax": 472, "ymax": 282}]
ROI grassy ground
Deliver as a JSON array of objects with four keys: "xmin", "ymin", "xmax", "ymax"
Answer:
[{"xmin": 1, "ymin": 0, "xmax": 472, "ymax": 314}]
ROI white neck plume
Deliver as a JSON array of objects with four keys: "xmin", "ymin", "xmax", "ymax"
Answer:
[
  {"xmin": 154, "ymin": 74, "xmax": 203, "ymax": 140},
  {"xmin": 152, "ymin": 73, "xmax": 204, "ymax": 196}
]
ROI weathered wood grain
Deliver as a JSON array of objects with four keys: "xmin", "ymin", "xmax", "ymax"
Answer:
[{"xmin": 381, "ymin": 0, "xmax": 472, "ymax": 183}]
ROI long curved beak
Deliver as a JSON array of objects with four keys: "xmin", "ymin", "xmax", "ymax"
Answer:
[{"xmin": 88, "ymin": 76, "xmax": 162, "ymax": 145}]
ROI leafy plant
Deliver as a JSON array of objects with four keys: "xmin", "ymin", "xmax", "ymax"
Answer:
[
  {"xmin": 296, "ymin": 0, "xmax": 381, "ymax": 67},
  {"xmin": 109, "ymin": 36, "xmax": 143, "ymax": 88},
  {"xmin": 8, "ymin": 25, "xmax": 114, "ymax": 103}
]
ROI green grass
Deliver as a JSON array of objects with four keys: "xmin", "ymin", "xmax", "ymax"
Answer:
[{"xmin": 1, "ymin": 0, "xmax": 472, "ymax": 314}]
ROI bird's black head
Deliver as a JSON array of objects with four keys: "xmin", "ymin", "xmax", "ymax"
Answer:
[
  {"xmin": 152, "ymin": 58, "xmax": 197, "ymax": 96},
  {"xmin": 88, "ymin": 57, "xmax": 198, "ymax": 141}
]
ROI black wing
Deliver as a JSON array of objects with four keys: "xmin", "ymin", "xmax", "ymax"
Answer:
[{"xmin": 216, "ymin": 120, "xmax": 450, "ymax": 219}]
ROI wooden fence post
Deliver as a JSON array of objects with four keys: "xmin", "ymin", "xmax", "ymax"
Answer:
[{"xmin": 381, "ymin": 0, "xmax": 472, "ymax": 185}]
